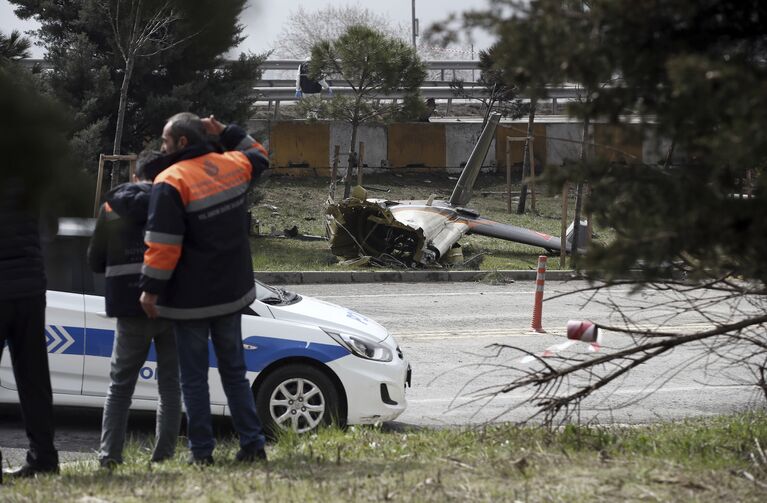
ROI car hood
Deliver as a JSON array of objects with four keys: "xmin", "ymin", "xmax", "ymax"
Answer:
[{"xmin": 266, "ymin": 295, "xmax": 389, "ymax": 343}]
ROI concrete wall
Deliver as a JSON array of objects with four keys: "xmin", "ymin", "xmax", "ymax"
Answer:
[
  {"xmin": 387, "ymin": 123, "xmax": 446, "ymax": 169},
  {"xmin": 445, "ymin": 123, "xmax": 496, "ymax": 173},
  {"xmin": 495, "ymin": 124, "xmax": 547, "ymax": 173},
  {"xmin": 329, "ymin": 123, "xmax": 388, "ymax": 169},
  {"xmin": 247, "ymin": 118, "xmax": 671, "ymax": 175},
  {"xmin": 269, "ymin": 121, "xmax": 330, "ymax": 175},
  {"xmin": 594, "ymin": 124, "xmax": 644, "ymax": 163},
  {"xmin": 642, "ymin": 128, "xmax": 674, "ymax": 166},
  {"xmin": 546, "ymin": 123, "xmax": 583, "ymax": 166}
]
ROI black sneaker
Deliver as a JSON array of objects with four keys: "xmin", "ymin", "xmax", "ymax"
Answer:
[
  {"xmin": 235, "ymin": 447, "xmax": 267, "ymax": 463},
  {"xmin": 188, "ymin": 454, "xmax": 214, "ymax": 466},
  {"xmin": 3, "ymin": 463, "xmax": 59, "ymax": 478}
]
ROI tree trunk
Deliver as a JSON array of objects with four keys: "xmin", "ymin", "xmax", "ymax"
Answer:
[
  {"xmin": 109, "ymin": 54, "xmax": 135, "ymax": 188},
  {"xmin": 571, "ymin": 113, "xmax": 590, "ymax": 268},
  {"xmin": 344, "ymin": 117, "xmax": 359, "ymax": 199},
  {"xmin": 663, "ymin": 137, "xmax": 676, "ymax": 170},
  {"xmin": 516, "ymin": 100, "xmax": 537, "ymax": 214},
  {"xmin": 109, "ymin": 1, "xmax": 142, "ymax": 189}
]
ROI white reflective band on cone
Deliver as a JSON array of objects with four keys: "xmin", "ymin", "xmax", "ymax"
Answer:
[{"xmin": 567, "ymin": 320, "xmax": 600, "ymax": 343}]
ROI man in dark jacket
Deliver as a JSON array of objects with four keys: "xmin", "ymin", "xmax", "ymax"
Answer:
[
  {"xmin": 88, "ymin": 152, "xmax": 181, "ymax": 467},
  {"xmin": 0, "ymin": 177, "xmax": 59, "ymax": 478},
  {"xmin": 139, "ymin": 113, "xmax": 269, "ymax": 465}
]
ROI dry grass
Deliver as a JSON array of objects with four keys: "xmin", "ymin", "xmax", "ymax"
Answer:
[
  {"xmin": 250, "ymin": 172, "xmax": 610, "ymax": 271},
  {"xmin": 4, "ymin": 413, "xmax": 767, "ymax": 502}
]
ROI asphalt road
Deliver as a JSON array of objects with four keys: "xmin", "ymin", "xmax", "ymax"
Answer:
[
  {"xmin": 296, "ymin": 280, "xmax": 764, "ymax": 426},
  {"xmin": 1, "ymin": 280, "xmax": 763, "ymax": 467}
]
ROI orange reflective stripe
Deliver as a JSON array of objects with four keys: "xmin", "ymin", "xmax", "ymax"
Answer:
[
  {"xmin": 253, "ymin": 142, "xmax": 268, "ymax": 158},
  {"xmin": 144, "ymin": 241, "xmax": 182, "ymax": 271},
  {"xmin": 153, "ymin": 152, "xmax": 253, "ymax": 212},
  {"xmin": 154, "ymin": 172, "xmax": 192, "ymax": 206},
  {"xmin": 177, "ymin": 154, "xmax": 251, "ymax": 208}
]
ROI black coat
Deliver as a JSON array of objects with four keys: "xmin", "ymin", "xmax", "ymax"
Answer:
[
  {"xmin": 88, "ymin": 182, "xmax": 151, "ymax": 317},
  {"xmin": 0, "ymin": 178, "xmax": 46, "ymax": 301}
]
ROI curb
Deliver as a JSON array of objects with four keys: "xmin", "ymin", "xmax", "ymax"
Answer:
[{"xmin": 255, "ymin": 270, "xmax": 580, "ymax": 285}]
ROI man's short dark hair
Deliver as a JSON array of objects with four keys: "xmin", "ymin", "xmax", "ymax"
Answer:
[
  {"xmin": 166, "ymin": 112, "xmax": 206, "ymax": 147},
  {"xmin": 135, "ymin": 149, "xmax": 163, "ymax": 181}
]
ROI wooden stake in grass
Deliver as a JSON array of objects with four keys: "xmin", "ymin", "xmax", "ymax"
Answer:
[
  {"xmin": 94, "ymin": 154, "xmax": 137, "ymax": 217},
  {"xmin": 561, "ymin": 182, "xmax": 568, "ymax": 269},
  {"xmin": 507, "ymin": 135, "xmax": 529, "ymax": 214},
  {"xmin": 357, "ymin": 141, "xmax": 365, "ymax": 187},
  {"xmin": 506, "ymin": 137, "xmax": 512, "ymax": 213},
  {"xmin": 529, "ymin": 139, "xmax": 536, "ymax": 212},
  {"xmin": 330, "ymin": 145, "xmax": 340, "ymax": 200}
]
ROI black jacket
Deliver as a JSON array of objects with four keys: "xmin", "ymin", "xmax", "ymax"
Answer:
[
  {"xmin": 88, "ymin": 182, "xmax": 152, "ymax": 317},
  {"xmin": 139, "ymin": 125, "xmax": 269, "ymax": 319},
  {"xmin": 0, "ymin": 179, "xmax": 46, "ymax": 301}
]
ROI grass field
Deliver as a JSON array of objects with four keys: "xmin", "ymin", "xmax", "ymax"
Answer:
[
  {"xmin": 4, "ymin": 413, "xmax": 767, "ymax": 501},
  {"xmin": 250, "ymin": 172, "xmax": 609, "ymax": 272}
]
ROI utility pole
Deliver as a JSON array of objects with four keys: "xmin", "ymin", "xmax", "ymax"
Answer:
[{"xmin": 411, "ymin": 0, "xmax": 418, "ymax": 49}]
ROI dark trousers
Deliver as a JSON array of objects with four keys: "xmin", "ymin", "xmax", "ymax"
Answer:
[
  {"xmin": 175, "ymin": 313, "xmax": 265, "ymax": 459},
  {"xmin": 0, "ymin": 294, "xmax": 58, "ymax": 469}
]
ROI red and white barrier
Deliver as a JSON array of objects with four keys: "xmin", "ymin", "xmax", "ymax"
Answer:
[
  {"xmin": 567, "ymin": 319, "xmax": 600, "ymax": 344},
  {"xmin": 530, "ymin": 255, "xmax": 547, "ymax": 333},
  {"xmin": 518, "ymin": 320, "xmax": 601, "ymax": 364}
]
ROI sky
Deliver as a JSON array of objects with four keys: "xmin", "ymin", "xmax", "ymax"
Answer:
[{"xmin": 0, "ymin": 0, "xmax": 495, "ymax": 59}]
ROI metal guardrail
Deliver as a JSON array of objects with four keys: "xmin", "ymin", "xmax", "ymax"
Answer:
[
  {"xmin": 20, "ymin": 58, "xmax": 582, "ymax": 116},
  {"xmin": 254, "ymin": 86, "xmax": 583, "ymax": 100},
  {"xmin": 255, "ymin": 85, "xmax": 584, "ymax": 118},
  {"xmin": 256, "ymin": 79, "xmax": 469, "ymax": 88},
  {"xmin": 260, "ymin": 59, "xmax": 480, "ymax": 71}
]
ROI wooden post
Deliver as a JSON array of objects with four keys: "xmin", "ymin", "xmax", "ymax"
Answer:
[
  {"xmin": 93, "ymin": 154, "xmax": 138, "ymax": 216},
  {"xmin": 329, "ymin": 145, "xmax": 340, "ymax": 200},
  {"xmin": 506, "ymin": 135, "xmax": 530, "ymax": 214},
  {"xmin": 529, "ymin": 139, "xmax": 536, "ymax": 212},
  {"xmin": 94, "ymin": 154, "xmax": 106, "ymax": 217},
  {"xmin": 357, "ymin": 142, "xmax": 365, "ymax": 187},
  {"xmin": 128, "ymin": 158, "xmax": 136, "ymax": 182},
  {"xmin": 585, "ymin": 183, "xmax": 592, "ymax": 247},
  {"xmin": 506, "ymin": 137, "xmax": 512, "ymax": 213},
  {"xmin": 560, "ymin": 183, "xmax": 568, "ymax": 269}
]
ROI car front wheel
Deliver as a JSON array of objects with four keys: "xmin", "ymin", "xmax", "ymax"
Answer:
[{"xmin": 255, "ymin": 364, "xmax": 341, "ymax": 435}]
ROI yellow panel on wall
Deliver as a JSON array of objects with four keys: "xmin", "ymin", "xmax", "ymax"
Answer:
[
  {"xmin": 387, "ymin": 123, "xmax": 446, "ymax": 168},
  {"xmin": 495, "ymin": 124, "xmax": 548, "ymax": 171},
  {"xmin": 593, "ymin": 124, "xmax": 643, "ymax": 163},
  {"xmin": 270, "ymin": 122, "xmax": 330, "ymax": 170}
]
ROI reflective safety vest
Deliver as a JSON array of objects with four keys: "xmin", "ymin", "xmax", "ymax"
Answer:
[{"xmin": 140, "ymin": 126, "xmax": 269, "ymax": 319}]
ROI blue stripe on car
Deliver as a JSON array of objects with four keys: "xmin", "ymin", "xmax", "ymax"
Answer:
[{"xmin": 54, "ymin": 326, "xmax": 349, "ymax": 371}]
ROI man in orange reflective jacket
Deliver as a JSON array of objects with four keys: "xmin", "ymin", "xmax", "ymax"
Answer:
[{"xmin": 139, "ymin": 112, "xmax": 269, "ymax": 464}]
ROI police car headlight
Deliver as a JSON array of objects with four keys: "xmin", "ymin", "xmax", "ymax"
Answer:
[{"xmin": 323, "ymin": 329, "xmax": 393, "ymax": 362}]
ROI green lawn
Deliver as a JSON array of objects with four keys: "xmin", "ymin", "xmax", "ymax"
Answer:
[
  {"xmin": 250, "ymin": 172, "xmax": 610, "ymax": 271},
  {"xmin": 5, "ymin": 413, "xmax": 767, "ymax": 501}
]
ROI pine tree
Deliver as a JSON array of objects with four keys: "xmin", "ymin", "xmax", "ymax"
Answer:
[
  {"xmin": 307, "ymin": 25, "xmax": 427, "ymax": 198},
  {"xmin": 9, "ymin": 0, "xmax": 266, "ymax": 178}
]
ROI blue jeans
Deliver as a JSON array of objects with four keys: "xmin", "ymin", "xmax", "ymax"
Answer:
[
  {"xmin": 175, "ymin": 313, "xmax": 265, "ymax": 459},
  {"xmin": 99, "ymin": 317, "xmax": 181, "ymax": 463}
]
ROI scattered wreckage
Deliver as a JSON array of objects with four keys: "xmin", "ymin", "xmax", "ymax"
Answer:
[{"xmin": 325, "ymin": 113, "xmax": 581, "ymax": 267}]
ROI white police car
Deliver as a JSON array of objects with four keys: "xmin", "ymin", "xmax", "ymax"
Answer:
[{"xmin": 0, "ymin": 219, "xmax": 410, "ymax": 434}]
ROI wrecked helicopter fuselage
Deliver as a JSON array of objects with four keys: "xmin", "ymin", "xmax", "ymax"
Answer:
[
  {"xmin": 325, "ymin": 113, "xmax": 578, "ymax": 267},
  {"xmin": 325, "ymin": 194, "xmax": 569, "ymax": 266}
]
